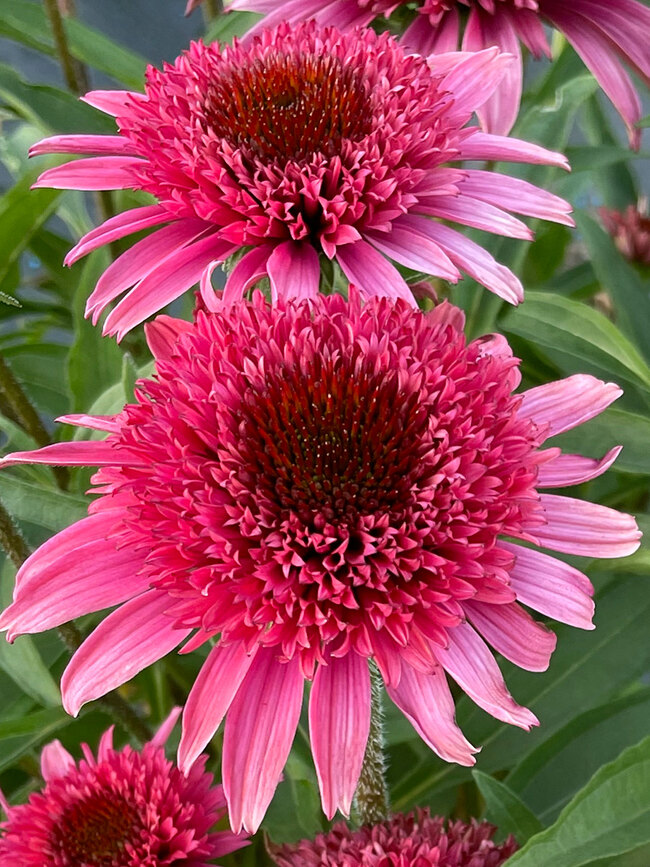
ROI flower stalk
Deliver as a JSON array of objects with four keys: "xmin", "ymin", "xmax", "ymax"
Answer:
[
  {"xmin": 42, "ymin": 0, "xmax": 89, "ymax": 94},
  {"xmin": 353, "ymin": 664, "xmax": 390, "ymax": 826}
]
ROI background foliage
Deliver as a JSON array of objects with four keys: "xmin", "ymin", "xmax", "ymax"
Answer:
[{"xmin": 0, "ymin": 2, "xmax": 649, "ymax": 864}]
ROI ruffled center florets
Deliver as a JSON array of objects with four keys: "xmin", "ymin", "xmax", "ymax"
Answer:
[{"xmin": 96, "ymin": 295, "xmax": 543, "ymax": 676}]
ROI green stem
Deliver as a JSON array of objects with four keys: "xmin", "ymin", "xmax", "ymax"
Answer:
[
  {"xmin": 0, "ymin": 498, "xmax": 31, "ymax": 569},
  {"xmin": 353, "ymin": 663, "xmax": 390, "ymax": 826},
  {"xmin": 42, "ymin": 0, "xmax": 89, "ymax": 94}
]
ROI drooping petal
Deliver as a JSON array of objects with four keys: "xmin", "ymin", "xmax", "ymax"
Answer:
[
  {"xmin": 222, "ymin": 245, "xmax": 274, "ymax": 305},
  {"xmin": 337, "ymin": 240, "xmax": 416, "ymax": 304},
  {"xmin": 65, "ymin": 205, "xmax": 171, "ymax": 266},
  {"xmin": 223, "ymin": 649, "xmax": 304, "ymax": 833},
  {"xmin": 464, "ymin": 600, "xmax": 557, "ymax": 672},
  {"xmin": 537, "ymin": 446, "xmax": 622, "ymax": 487},
  {"xmin": 518, "ymin": 375, "xmax": 622, "ymax": 438},
  {"xmin": 365, "ymin": 225, "xmax": 461, "ymax": 282},
  {"xmin": 458, "ymin": 131, "xmax": 570, "ymax": 170},
  {"xmin": 405, "ymin": 8, "xmax": 460, "ymax": 54},
  {"xmin": 61, "ymin": 591, "xmax": 189, "ymax": 716},
  {"xmin": 501, "ymin": 542, "xmax": 595, "ymax": 630},
  {"xmin": 178, "ymin": 641, "xmax": 257, "ymax": 774},
  {"xmin": 387, "ymin": 664, "xmax": 478, "ymax": 766},
  {"xmin": 40, "ymin": 741, "xmax": 75, "ymax": 782},
  {"xmin": 434, "ymin": 622, "xmax": 538, "ymax": 729},
  {"xmin": 309, "ymin": 652, "xmax": 370, "ymax": 819},
  {"xmin": 29, "ymin": 134, "xmax": 138, "ymax": 158},
  {"xmin": 460, "ymin": 170, "xmax": 574, "ymax": 226},
  {"xmin": 33, "ymin": 157, "xmax": 144, "ymax": 191},
  {"xmin": 0, "ymin": 440, "xmax": 133, "ymax": 469},
  {"xmin": 267, "ymin": 241, "xmax": 321, "ymax": 302},
  {"xmin": 419, "ymin": 194, "xmax": 532, "ymax": 240},
  {"xmin": 436, "ymin": 47, "xmax": 514, "ymax": 124},
  {"xmin": 150, "ymin": 706, "xmax": 182, "ymax": 749},
  {"xmin": 534, "ymin": 494, "xmax": 641, "ymax": 558},
  {"xmin": 81, "ymin": 89, "xmax": 145, "ymax": 115},
  {"xmin": 56, "ymin": 413, "xmax": 120, "ymax": 433}
]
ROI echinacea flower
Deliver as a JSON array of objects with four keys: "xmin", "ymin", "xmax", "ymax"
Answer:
[
  {"xmin": 0, "ymin": 709, "xmax": 247, "ymax": 866},
  {"xmin": 31, "ymin": 22, "xmax": 573, "ymax": 338},
  {"xmin": 271, "ymin": 809, "xmax": 518, "ymax": 867},
  {"xmin": 600, "ymin": 201, "xmax": 650, "ymax": 266},
  {"xmin": 229, "ymin": 0, "xmax": 650, "ymax": 148},
  {"xmin": 0, "ymin": 292, "xmax": 640, "ymax": 833}
]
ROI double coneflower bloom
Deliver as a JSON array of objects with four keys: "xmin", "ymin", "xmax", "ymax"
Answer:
[{"xmin": 0, "ymin": 293, "xmax": 639, "ymax": 832}]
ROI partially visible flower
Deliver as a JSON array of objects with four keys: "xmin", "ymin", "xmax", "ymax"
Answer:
[
  {"xmin": 600, "ymin": 201, "xmax": 650, "ymax": 266},
  {"xmin": 229, "ymin": 0, "xmax": 650, "ymax": 147},
  {"xmin": 30, "ymin": 22, "xmax": 572, "ymax": 337},
  {"xmin": 271, "ymin": 809, "xmax": 518, "ymax": 867},
  {"xmin": 0, "ymin": 710, "xmax": 248, "ymax": 866},
  {"xmin": 0, "ymin": 293, "xmax": 640, "ymax": 833}
]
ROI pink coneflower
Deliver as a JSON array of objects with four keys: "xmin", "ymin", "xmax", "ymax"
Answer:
[
  {"xmin": 0, "ymin": 293, "xmax": 640, "ymax": 832},
  {"xmin": 0, "ymin": 710, "xmax": 247, "ymax": 866},
  {"xmin": 30, "ymin": 22, "xmax": 572, "ymax": 338},
  {"xmin": 271, "ymin": 809, "xmax": 517, "ymax": 867},
  {"xmin": 229, "ymin": 0, "xmax": 650, "ymax": 147},
  {"xmin": 600, "ymin": 201, "xmax": 650, "ymax": 266}
]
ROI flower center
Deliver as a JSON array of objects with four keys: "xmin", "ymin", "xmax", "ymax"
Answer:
[
  {"xmin": 204, "ymin": 51, "xmax": 374, "ymax": 162},
  {"xmin": 51, "ymin": 792, "xmax": 138, "ymax": 866}
]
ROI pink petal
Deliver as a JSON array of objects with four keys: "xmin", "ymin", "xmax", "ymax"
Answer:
[
  {"xmin": 500, "ymin": 541, "xmax": 595, "ymax": 630},
  {"xmin": 144, "ymin": 315, "xmax": 194, "ymax": 362},
  {"xmin": 534, "ymin": 494, "xmax": 641, "ymax": 558},
  {"xmin": 464, "ymin": 6, "xmax": 522, "ymax": 136},
  {"xmin": 464, "ymin": 600, "xmax": 557, "ymax": 672},
  {"xmin": 458, "ymin": 131, "xmax": 570, "ymax": 170},
  {"xmin": 178, "ymin": 641, "xmax": 257, "ymax": 774},
  {"xmin": 0, "ymin": 521, "xmax": 149, "ymax": 641},
  {"xmin": 424, "ymin": 223, "xmax": 523, "ymax": 304},
  {"xmin": 434, "ymin": 622, "xmax": 538, "ymax": 729},
  {"xmin": 40, "ymin": 740, "xmax": 75, "ymax": 782},
  {"xmin": 103, "ymin": 234, "xmax": 237, "ymax": 339},
  {"xmin": 537, "ymin": 446, "xmax": 622, "ymax": 487},
  {"xmin": 82, "ymin": 90, "xmax": 145, "ymax": 116},
  {"xmin": 222, "ymin": 245, "xmax": 274, "ymax": 305},
  {"xmin": 460, "ymin": 170, "xmax": 574, "ymax": 226},
  {"xmin": 0, "ymin": 440, "xmax": 132, "ymax": 468},
  {"xmin": 65, "ymin": 205, "xmax": 171, "ymax": 266},
  {"xmin": 512, "ymin": 7, "xmax": 552, "ymax": 56},
  {"xmin": 267, "ymin": 241, "xmax": 320, "ymax": 302},
  {"xmin": 568, "ymin": 0, "xmax": 650, "ymax": 79},
  {"xmin": 199, "ymin": 260, "xmax": 222, "ymax": 312},
  {"xmin": 419, "ymin": 194, "xmax": 532, "ymax": 240},
  {"xmin": 518, "ymin": 375, "xmax": 622, "ymax": 438},
  {"xmin": 29, "ymin": 134, "xmax": 137, "ymax": 158},
  {"xmin": 387, "ymin": 664, "xmax": 478, "ymax": 765},
  {"xmin": 61, "ymin": 591, "xmax": 189, "ymax": 716},
  {"xmin": 32, "ymin": 157, "xmax": 144, "ymax": 191},
  {"xmin": 85, "ymin": 221, "xmax": 209, "ymax": 323},
  {"xmin": 223, "ymin": 649, "xmax": 304, "ymax": 833},
  {"xmin": 370, "ymin": 215, "xmax": 461, "ymax": 281},
  {"xmin": 56, "ymin": 413, "xmax": 120, "ymax": 433},
  {"xmin": 436, "ymin": 47, "xmax": 514, "ymax": 124},
  {"xmin": 150, "ymin": 706, "xmax": 183, "ymax": 748},
  {"xmin": 309, "ymin": 652, "xmax": 370, "ymax": 819},
  {"xmin": 337, "ymin": 240, "xmax": 416, "ymax": 305},
  {"xmin": 404, "ymin": 8, "xmax": 459, "ymax": 54}
]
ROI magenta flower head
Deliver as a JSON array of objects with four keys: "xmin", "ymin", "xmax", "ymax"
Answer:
[
  {"xmin": 0, "ymin": 292, "xmax": 640, "ymax": 832},
  {"xmin": 271, "ymin": 809, "xmax": 517, "ymax": 867},
  {"xmin": 0, "ymin": 709, "xmax": 248, "ymax": 866},
  {"xmin": 30, "ymin": 22, "xmax": 573, "ymax": 338},
  {"xmin": 229, "ymin": 0, "xmax": 650, "ymax": 148},
  {"xmin": 600, "ymin": 202, "xmax": 650, "ymax": 267}
]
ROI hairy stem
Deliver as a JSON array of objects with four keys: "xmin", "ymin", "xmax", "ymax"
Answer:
[
  {"xmin": 353, "ymin": 663, "xmax": 390, "ymax": 826},
  {"xmin": 0, "ymin": 498, "xmax": 31, "ymax": 569},
  {"xmin": 42, "ymin": 0, "xmax": 89, "ymax": 94}
]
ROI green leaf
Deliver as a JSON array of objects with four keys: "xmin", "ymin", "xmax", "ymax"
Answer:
[
  {"xmin": 505, "ymin": 735, "xmax": 650, "ymax": 867},
  {"xmin": 205, "ymin": 10, "xmax": 262, "ymax": 44},
  {"xmin": 473, "ymin": 770, "xmax": 543, "ymax": 843},
  {"xmin": 553, "ymin": 408, "xmax": 650, "ymax": 476},
  {"xmin": 574, "ymin": 212, "xmax": 650, "ymax": 362},
  {"xmin": 0, "ymin": 706, "xmax": 71, "ymax": 774},
  {"xmin": 564, "ymin": 146, "xmax": 650, "ymax": 172},
  {"xmin": 500, "ymin": 292, "xmax": 650, "ymax": 398},
  {"xmin": 0, "ymin": 2, "xmax": 147, "ymax": 89},
  {"xmin": 0, "ymin": 475, "xmax": 87, "ymax": 531},
  {"xmin": 68, "ymin": 255, "xmax": 125, "ymax": 412}
]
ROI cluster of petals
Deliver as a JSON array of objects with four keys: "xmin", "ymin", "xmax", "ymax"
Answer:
[
  {"xmin": 600, "ymin": 201, "xmax": 650, "ymax": 266},
  {"xmin": 31, "ymin": 22, "xmax": 573, "ymax": 337},
  {"xmin": 229, "ymin": 0, "xmax": 650, "ymax": 148},
  {"xmin": 271, "ymin": 809, "xmax": 518, "ymax": 867},
  {"xmin": 0, "ymin": 292, "xmax": 640, "ymax": 834},
  {"xmin": 0, "ymin": 710, "xmax": 247, "ymax": 867}
]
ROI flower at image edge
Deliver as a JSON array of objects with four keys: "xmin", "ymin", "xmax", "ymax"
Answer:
[
  {"xmin": 30, "ymin": 22, "xmax": 572, "ymax": 337},
  {"xmin": 0, "ymin": 709, "xmax": 248, "ymax": 867},
  {"xmin": 0, "ymin": 293, "xmax": 640, "ymax": 833}
]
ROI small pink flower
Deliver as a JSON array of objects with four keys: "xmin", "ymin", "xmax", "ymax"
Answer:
[
  {"xmin": 600, "ymin": 202, "xmax": 650, "ymax": 266},
  {"xmin": 0, "ymin": 293, "xmax": 639, "ymax": 833},
  {"xmin": 31, "ymin": 22, "xmax": 572, "ymax": 337},
  {"xmin": 0, "ymin": 710, "xmax": 247, "ymax": 866},
  {"xmin": 271, "ymin": 809, "xmax": 518, "ymax": 866},
  {"xmin": 230, "ymin": 0, "xmax": 650, "ymax": 147}
]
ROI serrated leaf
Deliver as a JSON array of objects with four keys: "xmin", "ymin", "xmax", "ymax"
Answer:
[
  {"xmin": 506, "ymin": 736, "xmax": 650, "ymax": 867},
  {"xmin": 473, "ymin": 770, "xmax": 543, "ymax": 843}
]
